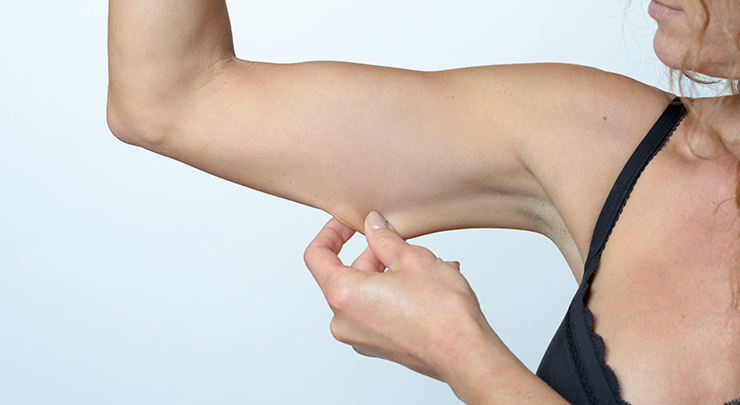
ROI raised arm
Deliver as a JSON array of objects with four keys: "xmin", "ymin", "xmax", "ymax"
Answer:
[{"xmin": 107, "ymin": 0, "xmax": 674, "ymax": 271}]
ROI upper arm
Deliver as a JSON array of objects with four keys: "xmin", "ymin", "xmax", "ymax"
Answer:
[
  {"xmin": 118, "ymin": 60, "xmax": 543, "ymax": 237},
  {"xmin": 109, "ymin": 58, "xmax": 673, "ymax": 264}
]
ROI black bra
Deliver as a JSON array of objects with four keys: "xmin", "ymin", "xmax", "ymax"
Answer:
[{"xmin": 536, "ymin": 98, "xmax": 688, "ymax": 405}]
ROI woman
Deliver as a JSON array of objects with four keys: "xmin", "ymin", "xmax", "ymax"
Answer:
[{"xmin": 107, "ymin": 0, "xmax": 740, "ymax": 403}]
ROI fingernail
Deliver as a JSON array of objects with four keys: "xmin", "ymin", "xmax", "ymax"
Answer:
[{"xmin": 368, "ymin": 211, "xmax": 388, "ymax": 230}]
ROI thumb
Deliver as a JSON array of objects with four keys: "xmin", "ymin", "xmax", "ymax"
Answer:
[{"xmin": 364, "ymin": 211, "xmax": 431, "ymax": 272}]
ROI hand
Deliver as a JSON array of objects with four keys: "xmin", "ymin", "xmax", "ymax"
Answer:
[
  {"xmin": 305, "ymin": 212, "xmax": 571, "ymax": 404},
  {"xmin": 303, "ymin": 211, "xmax": 493, "ymax": 381}
]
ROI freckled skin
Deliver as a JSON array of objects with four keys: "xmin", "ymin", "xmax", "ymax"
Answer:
[{"xmin": 588, "ymin": 115, "xmax": 740, "ymax": 403}]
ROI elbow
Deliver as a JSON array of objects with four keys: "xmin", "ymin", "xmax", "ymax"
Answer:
[
  {"xmin": 106, "ymin": 91, "xmax": 172, "ymax": 149},
  {"xmin": 106, "ymin": 95, "xmax": 140, "ymax": 146},
  {"xmin": 106, "ymin": 57, "xmax": 238, "ymax": 149}
]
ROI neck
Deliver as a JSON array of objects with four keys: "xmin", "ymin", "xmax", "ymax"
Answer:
[{"xmin": 683, "ymin": 96, "xmax": 740, "ymax": 158}]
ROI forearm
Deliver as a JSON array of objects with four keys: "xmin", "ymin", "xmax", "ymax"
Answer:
[
  {"xmin": 107, "ymin": 0, "xmax": 235, "ymax": 143},
  {"xmin": 438, "ymin": 324, "xmax": 569, "ymax": 404}
]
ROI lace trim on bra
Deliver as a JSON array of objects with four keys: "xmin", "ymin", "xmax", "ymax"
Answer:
[{"xmin": 581, "ymin": 101, "xmax": 740, "ymax": 405}]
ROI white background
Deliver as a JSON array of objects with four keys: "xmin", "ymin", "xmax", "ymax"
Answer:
[{"xmin": 1, "ymin": 1, "xmax": 667, "ymax": 404}]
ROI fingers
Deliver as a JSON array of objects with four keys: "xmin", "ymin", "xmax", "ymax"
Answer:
[
  {"xmin": 306, "ymin": 212, "xmax": 461, "ymax": 287},
  {"xmin": 365, "ymin": 211, "xmax": 443, "ymax": 272},
  {"xmin": 364, "ymin": 211, "xmax": 461, "ymax": 273},
  {"xmin": 351, "ymin": 246, "xmax": 386, "ymax": 273},
  {"xmin": 310, "ymin": 217, "xmax": 356, "ymax": 256},
  {"xmin": 363, "ymin": 211, "xmax": 413, "ymax": 271},
  {"xmin": 304, "ymin": 218, "xmax": 356, "ymax": 288}
]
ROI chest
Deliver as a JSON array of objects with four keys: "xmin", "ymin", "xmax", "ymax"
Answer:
[{"xmin": 586, "ymin": 147, "xmax": 740, "ymax": 404}]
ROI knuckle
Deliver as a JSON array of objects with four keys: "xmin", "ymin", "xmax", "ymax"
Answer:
[
  {"xmin": 324, "ymin": 281, "xmax": 356, "ymax": 313},
  {"xmin": 329, "ymin": 319, "xmax": 352, "ymax": 345},
  {"xmin": 303, "ymin": 242, "xmax": 322, "ymax": 268},
  {"xmin": 302, "ymin": 246, "xmax": 314, "ymax": 267},
  {"xmin": 373, "ymin": 232, "xmax": 396, "ymax": 253},
  {"xmin": 353, "ymin": 345, "xmax": 374, "ymax": 358},
  {"xmin": 397, "ymin": 245, "xmax": 433, "ymax": 270}
]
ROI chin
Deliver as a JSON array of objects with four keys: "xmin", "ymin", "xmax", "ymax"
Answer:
[
  {"xmin": 653, "ymin": 32, "xmax": 683, "ymax": 71},
  {"xmin": 653, "ymin": 26, "xmax": 740, "ymax": 80}
]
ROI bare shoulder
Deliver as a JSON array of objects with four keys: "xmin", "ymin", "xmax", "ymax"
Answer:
[
  {"xmin": 220, "ymin": 61, "xmax": 676, "ymax": 266},
  {"xmin": 586, "ymin": 97, "xmax": 740, "ymax": 403},
  {"xmin": 443, "ymin": 63, "xmax": 677, "ymax": 268}
]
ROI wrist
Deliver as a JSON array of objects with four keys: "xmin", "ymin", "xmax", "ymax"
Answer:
[
  {"xmin": 434, "ymin": 321, "xmax": 567, "ymax": 404},
  {"xmin": 433, "ymin": 321, "xmax": 509, "ymax": 403}
]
